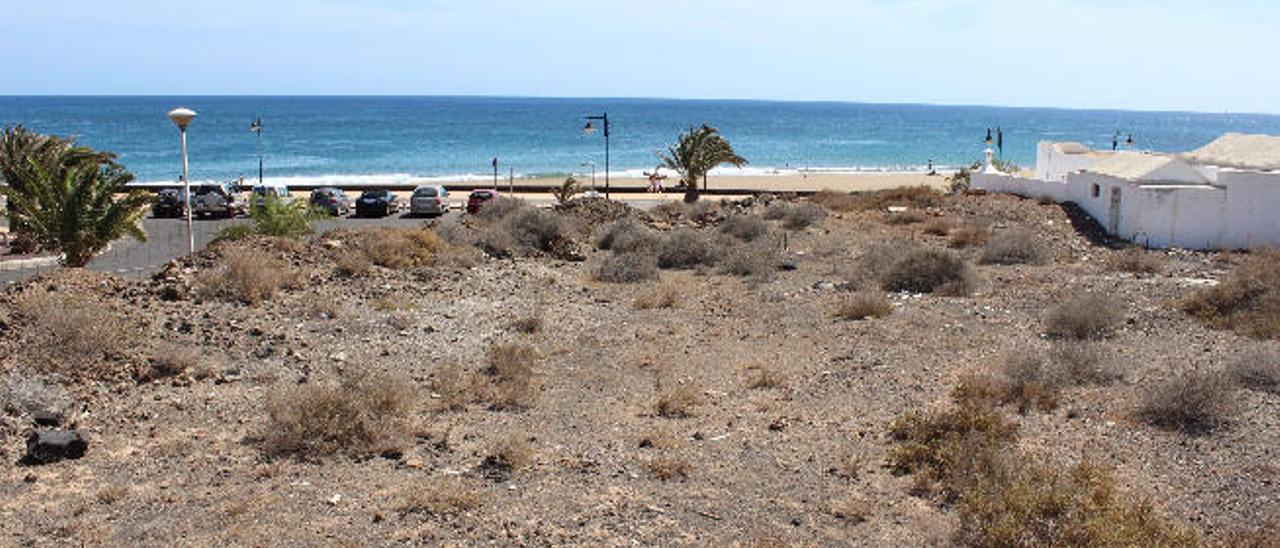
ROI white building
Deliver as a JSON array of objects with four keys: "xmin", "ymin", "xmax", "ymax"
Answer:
[{"xmin": 972, "ymin": 133, "xmax": 1280, "ymax": 250}]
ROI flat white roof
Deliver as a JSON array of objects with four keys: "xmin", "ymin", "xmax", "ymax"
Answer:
[{"xmin": 1181, "ymin": 133, "xmax": 1280, "ymax": 171}]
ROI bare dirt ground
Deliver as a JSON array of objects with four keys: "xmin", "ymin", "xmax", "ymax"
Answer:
[{"xmin": 0, "ymin": 191, "xmax": 1276, "ymax": 546}]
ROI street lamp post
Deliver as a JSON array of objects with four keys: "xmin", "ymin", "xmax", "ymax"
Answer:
[
  {"xmin": 168, "ymin": 107, "xmax": 197, "ymax": 254},
  {"xmin": 583, "ymin": 113, "xmax": 610, "ymax": 199},
  {"xmin": 250, "ymin": 117, "xmax": 263, "ymax": 186},
  {"xmin": 580, "ymin": 161, "xmax": 596, "ymax": 192}
]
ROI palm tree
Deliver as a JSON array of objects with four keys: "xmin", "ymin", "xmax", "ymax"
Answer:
[
  {"xmin": 658, "ymin": 125, "xmax": 748, "ymax": 203},
  {"xmin": 0, "ymin": 130, "xmax": 151, "ymax": 267}
]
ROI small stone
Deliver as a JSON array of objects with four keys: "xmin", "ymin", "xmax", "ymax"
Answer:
[
  {"xmin": 330, "ymin": 351, "xmax": 348, "ymax": 363},
  {"xmin": 327, "ymin": 494, "xmax": 342, "ymax": 506}
]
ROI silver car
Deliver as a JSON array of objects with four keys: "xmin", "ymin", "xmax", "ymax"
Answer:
[{"xmin": 410, "ymin": 185, "xmax": 450, "ymax": 217}]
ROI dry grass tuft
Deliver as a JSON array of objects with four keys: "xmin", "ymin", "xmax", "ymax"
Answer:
[
  {"xmin": 1137, "ymin": 371, "xmax": 1236, "ymax": 434},
  {"xmin": 478, "ymin": 343, "xmax": 539, "ymax": 410},
  {"xmin": 922, "ymin": 218, "xmax": 957, "ymax": 236},
  {"xmin": 1051, "ymin": 341, "xmax": 1120, "ymax": 385},
  {"xmin": 430, "ymin": 364, "xmax": 471, "ymax": 412},
  {"xmin": 1106, "ymin": 247, "xmax": 1165, "ymax": 275},
  {"xmin": 997, "ymin": 351, "xmax": 1061, "ymax": 414},
  {"xmin": 1180, "ymin": 249, "xmax": 1280, "ymax": 339},
  {"xmin": 334, "ymin": 248, "xmax": 373, "ymax": 277},
  {"xmin": 745, "ymin": 365, "xmax": 788, "ymax": 390},
  {"xmin": 884, "ymin": 210, "xmax": 926, "ymax": 225},
  {"xmin": 719, "ymin": 240, "xmax": 780, "ymax": 278},
  {"xmin": 634, "ymin": 284, "xmax": 680, "ymax": 310},
  {"xmin": 834, "ymin": 291, "xmax": 893, "ymax": 320},
  {"xmin": 1230, "ymin": 348, "xmax": 1280, "ymax": 394},
  {"xmin": 828, "ymin": 497, "xmax": 872, "ymax": 524},
  {"xmin": 980, "ymin": 231, "xmax": 1046, "ymax": 265},
  {"xmin": 509, "ymin": 315, "xmax": 543, "ymax": 335},
  {"xmin": 139, "ymin": 344, "xmax": 204, "ymax": 382},
  {"xmin": 949, "ymin": 220, "xmax": 992, "ymax": 248},
  {"xmin": 655, "ymin": 383, "xmax": 701, "ymax": 418},
  {"xmin": 782, "ymin": 203, "xmax": 827, "ymax": 230},
  {"xmin": 9, "ymin": 289, "xmax": 137, "ymax": 375},
  {"xmin": 596, "ymin": 217, "xmax": 659, "ymax": 254},
  {"xmin": 262, "ymin": 371, "xmax": 418, "ymax": 460},
  {"xmin": 648, "ymin": 455, "xmax": 692, "ymax": 481},
  {"xmin": 397, "ymin": 478, "xmax": 484, "ymax": 517},
  {"xmin": 1045, "ymin": 294, "xmax": 1123, "ymax": 340},
  {"xmin": 95, "ymin": 485, "xmax": 129, "ymax": 505},
  {"xmin": 809, "ymin": 189, "xmax": 860, "ymax": 212},
  {"xmin": 853, "ymin": 186, "xmax": 944, "ymax": 211},
  {"xmin": 198, "ymin": 246, "xmax": 292, "ymax": 305},
  {"xmin": 481, "ymin": 433, "xmax": 534, "ymax": 478},
  {"xmin": 360, "ymin": 228, "xmax": 444, "ymax": 269}
]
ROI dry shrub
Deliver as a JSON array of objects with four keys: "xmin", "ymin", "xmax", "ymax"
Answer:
[
  {"xmin": 301, "ymin": 293, "xmax": 344, "ymax": 319},
  {"xmin": 998, "ymin": 351, "xmax": 1061, "ymax": 414},
  {"xmin": 980, "ymin": 231, "xmax": 1046, "ymax": 265},
  {"xmin": 638, "ymin": 427, "xmax": 682, "ymax": 450},
  {"xmin": 810, "ymin": 189, "xmax": 860, "ymax": 212},
  {"xmin": 657, "ymin": 229, "xmax": 718, "ymax": 269},
  {"xmin": 1052, "ymin": 341, "xmax": 1120, "ymax": 385},
  {"xmin": 475, "ymin": 196, "xmax": 527, "ymax": 221},
  {"xmin": 719, "ymin": 240, "xmax": 779, "ymax": 278},
  {"xmin": 1180, "ymin": 249, "xmax": 1280, "ymax": 339},
  {"xmin": 334, "ymin": 248, "xmax": 372, "ymax": 277},
  {"xmin": 835, "ymin": 291, "xmax": 893, "ymax": 320},
  {"xmin": 783, "ymin": 203, "xmax": 827, "ymax": 230},
  {"xmin": 359, "ymin": 228, "xmax": 443, "ymax": 269},
  {"xmin": 370, "ymin": 295, "xmax": 410, "ymax": 312},
  {"xmin": 1045, "ymin": 294, "xmax": 1122, "ymax": 340},
  {"xmin": 763, "ymin": 201, "xmax": 792, "ymax": 220},
  {"xmin": 881, "ymin": 248, "xmax": 975, "ymax": 296},
  {"xmin": 648, "ymin": 455, "xmax": 692, "ymax": 481},
  {"xmin": 745, "ymin": 365, "xmax": 787, "ymax": 390},
  {"xmin": 884, "ymin": 210, "xmax": 926, "ymax": 225},
  {"xmin": 721, "ymin": 214, "xmax": 769, "ymax": 242},
  {"xmin": 1137, "ymin": 371, "xmax": 1236, "ymax": 434},
  {"xmin": 853, "ymin": 186, "xmax": 944, "ymax": 211},
  {"xmin": 949, "ymin": 220, "xmax": 992, "ymax": 248},
  {"xmin": 922, "ymin": 218, "xmax": 956, "ymax": 236},
  {"xmin": 833, "ymin": 449, "xmax": 865, "ymax": 480},
  {"xmin": 655, "ymin": 383, "xmax": 700, "ymax": 418},
  {"xmin": 828, "ymin": 497, "xmax": 871, "ymax": 524},
  {"xmin": 198, "ymin": 246, "xmax": 292, "ymax": 305},
  {"xmin": 262, "ymin": 371, "xmax": 417, "ymax": 460},
  {"xmin": 592, "ymin": 251, "xmax": 658, "ymax": 283},
  {"xmin": 955, "ymin": 461, "xmax": 1199, "ymax": 547},
  {"xmin": 1106, "ymin": 247, "xmax": 1165, "ymax": 275},
  {"xmin": 9, "ymin": 289, "xmax": 137, "ymax": 374},
  {"xmin": 397, "ymin": 477, "xmax": 483, "ymax": 517},
  {"xmin": 95, "ymin": 485, "xmax": 129, "ymax": 506},
  {"xmin": 634, "ymin": 284, "xmax": 680, "ymax": 310},
  {"xmin": 1230, "ymin": 348, "xmax": 1280, "ymax": 394},
  {"xmin": 479, "ymin": 343, "xmax": 538, "ymax": 410},
  {"xmin": 596, "ymin": 218, "xmax": 658, "ymax": 254},
  {"xmin": 139, "ymin": 344, "xmax": 204, "ymax": 382},
  {"xmin": 505, "ymin": 207, "xmax": 570, "ymax": 253},
  {"xmin": 889, "ymin": 390, "xmax": 1196, "ymax": 546}
]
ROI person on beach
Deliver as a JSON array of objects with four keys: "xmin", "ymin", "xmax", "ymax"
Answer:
[{"xmin": 927, "ymin": 159, "xmax": 936, "ymax": 175}]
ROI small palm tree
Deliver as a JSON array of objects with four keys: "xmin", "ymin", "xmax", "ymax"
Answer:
[
  {"xmin": 658, "ymin": 125, "xmax": 747, "ymax": 203},
  {"xmin": 1, "ymin": 130, "xmax": 151, "ymax": 267}
]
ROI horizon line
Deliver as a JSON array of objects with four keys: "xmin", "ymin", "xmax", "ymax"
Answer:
[{"xmin": 1, "ymin": 93, "xmax": 1274, "ymax": 118}]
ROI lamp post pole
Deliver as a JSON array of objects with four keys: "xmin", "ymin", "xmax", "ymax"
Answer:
[
  {"xmin": 251, "ymin": 117, "xmax": 263, "ymax": 186},
  {"xmin": 584, "ymin": 113, "xmax": 610, "ymax": 199},
  {"xmin": 168, "ymin": 107, "xmax": 197, "ymax": 254}
]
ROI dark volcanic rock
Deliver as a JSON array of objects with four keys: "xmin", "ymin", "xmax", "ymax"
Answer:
[{"xmin": 22, "ymin": 430, "xmax": 89, "ymax": 465}]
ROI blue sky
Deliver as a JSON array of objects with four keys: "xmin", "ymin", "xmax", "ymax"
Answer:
[{"xmin": 2, "ymin": 0, "xmax": 1277, "ymax": 113}]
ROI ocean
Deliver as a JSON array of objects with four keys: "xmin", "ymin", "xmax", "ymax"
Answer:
[{"xmin": 2, "ymin": 96, "xmax": 1279, "ymax": 186}]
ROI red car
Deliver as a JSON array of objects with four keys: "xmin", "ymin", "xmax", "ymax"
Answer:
[{"xmin": 467, "ymin": 189, "xmax": 499, "ymax": 214}]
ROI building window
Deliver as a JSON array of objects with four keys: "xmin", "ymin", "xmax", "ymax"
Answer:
[{"xmin": 1091, "ymin": 184, "xmax": 1100, "ymax": 198}]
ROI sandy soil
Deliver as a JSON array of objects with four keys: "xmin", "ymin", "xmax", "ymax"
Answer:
[{"xmin": 0, "ymin": 192, "xmax": 1276, "ymax": 546}]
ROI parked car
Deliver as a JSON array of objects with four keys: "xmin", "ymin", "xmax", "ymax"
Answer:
[
  {"xmin": 355, "ymin": 189, "xmax": 402, "ymax": 217},
  {"xmin": 192, "ymin": 182, "xmax": 248, "ymax": 219},
  {"xmin": 152, "ymin": 188, "xmax": 187, "ymax": 218},
  {"xmin": 410, "ymin": 185, "xmax": 451, "ymax": 217},
  {"xmin": 251, "ymin": 183, "xmax": 292, "ymax": 210},
  {"xmin": 309, "ymin": 187, "xmax": 351, "ymax": 216},
  {"xmin": 466, "ymin": 189, "xmax": 499, "ymax": 214}
]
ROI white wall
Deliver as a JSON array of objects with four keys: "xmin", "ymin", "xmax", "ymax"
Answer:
[
  {"xmin": 1035, "ymin": 142, "xmax": 1101, "ymax": 182},
  {"xmin": 974, "ymin": 169, "xmax": 1280, "ymax": 250}
]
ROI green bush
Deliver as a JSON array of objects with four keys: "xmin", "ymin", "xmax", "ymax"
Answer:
[{"xmin": 251, "ymin": 195, "xmax": 320, "ymax": 238}]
